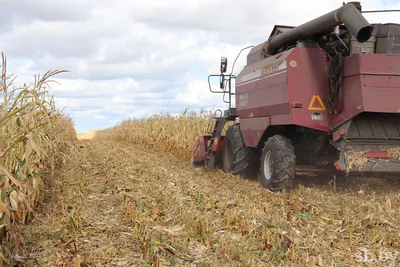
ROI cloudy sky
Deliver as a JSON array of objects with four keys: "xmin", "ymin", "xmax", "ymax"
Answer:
[{"xmin": 1, "ymin": 0, "xmax": 400, "ymax": 133}]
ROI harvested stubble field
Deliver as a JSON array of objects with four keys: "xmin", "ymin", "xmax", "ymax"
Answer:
[{"xmin": 12, "ymin": 111, "xmax": 399, "ymax": 267}]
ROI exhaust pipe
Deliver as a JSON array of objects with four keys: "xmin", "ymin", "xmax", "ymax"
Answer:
[{"xmin": 268, "ymin": 3, "xmax": 373, "ymax": 53}]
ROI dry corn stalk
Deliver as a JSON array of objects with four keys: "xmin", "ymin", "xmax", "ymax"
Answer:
[
  {"xmin": 95, "ymin": 107, "xmax": 218, "ymax": 158},
  {"xmin": 0, "ymin": 52, "xmax": 76, "ymax": 264},
  {"xmin": 345, "ymin": 148, "xmax": 400, "ymax": 173},
  {"xmin": 388, "ymin": 148, "xmax": 400, "ymax": 160},
  {"xmin": 344, "ymin": 151, "xmax": 368, "ymax": 172}
]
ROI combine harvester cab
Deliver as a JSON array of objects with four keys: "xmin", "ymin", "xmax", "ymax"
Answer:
[{"xmin": 191, "ymin": 1, "xmax": 400, "ymax": 191}]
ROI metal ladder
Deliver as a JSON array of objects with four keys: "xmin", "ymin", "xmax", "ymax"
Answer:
[{"xmin": 205, "ymin": 110, "xmax": 226, "ymax": 169}]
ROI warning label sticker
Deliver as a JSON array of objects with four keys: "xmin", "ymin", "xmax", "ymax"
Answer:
[{"xmin": 308, "ymin": 95, "xmax": 326, "ymax": 111}]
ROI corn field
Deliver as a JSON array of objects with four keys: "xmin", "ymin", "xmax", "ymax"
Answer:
[
  {"xmin": 95, "ymin": 108, "xmax": 235, "ymax": 159},
  {"xmin": 0, "ymin": 53, "xmax": 397, "ymax": 266},
  {"xmin": 0, "ymin": 53, "xmax": 76, "ymax": 265}
]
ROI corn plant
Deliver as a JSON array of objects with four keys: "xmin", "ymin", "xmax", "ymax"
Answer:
[
  {"xmin": 0, "ymin": 53, "xmax": 76, "ymax": 264},
  {"xmin": 95, "ymin": 108, "xmax": 226, "ymax": 159}
]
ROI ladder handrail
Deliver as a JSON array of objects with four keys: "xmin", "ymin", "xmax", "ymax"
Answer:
[
  {"xmin": 208, "ymin": 74, "xmax": 236, "ymax": 109},
  {"xmin": 206, "ymin": 109, "xmax": 223, "ymax": 134}
]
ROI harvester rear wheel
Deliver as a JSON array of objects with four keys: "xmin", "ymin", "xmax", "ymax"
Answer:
[
  {"xmin": 260, "ymin": 135, "xmax": 296, "ymax": 191},
  {"xmin": 222, "ymin": 124, "xmax": 256, "ymax": 178}
]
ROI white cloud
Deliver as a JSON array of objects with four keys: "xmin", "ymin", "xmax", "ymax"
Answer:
[
  {"xmin": 0, "ymin": 0, "xmax": 399, "ymax": 133},
  {"xmin": 175, "ymin": 80, "xmax": 224, "ymax": 106}
]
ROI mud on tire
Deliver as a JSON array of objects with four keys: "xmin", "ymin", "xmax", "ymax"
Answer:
[
  {"xmin": 223, "ymin": 124, "xmax": 257, "ymax": 178},
  {"xmin": 260, "ymin": 135, "xmax": 296, "ymax": 191}
]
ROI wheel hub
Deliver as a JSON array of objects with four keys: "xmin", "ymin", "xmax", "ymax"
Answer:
[{"xmin": 263, "ymin": 151, "xmax": 272, "ymax": 180}]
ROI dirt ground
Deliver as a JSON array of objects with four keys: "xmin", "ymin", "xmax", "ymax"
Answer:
[{"xmin": 19, "ymin": 138, "xmax": 400, "ymax": 266}]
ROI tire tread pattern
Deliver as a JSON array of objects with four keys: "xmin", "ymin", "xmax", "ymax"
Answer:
[
  {"xmin": 224, "ymin": 124, "xmax": 257, "ymax": 177},
  {"xmin": 260, "ymin": 135, "xmax": 296, "ymax": 191}
]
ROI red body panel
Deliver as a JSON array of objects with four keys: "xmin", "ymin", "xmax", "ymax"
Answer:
[
  {"xmin": 240, "ymin": 117, "xmax": 270, "ymax": 147},
  {"xmin": 236, "ymin": 48, "xmax": 400, "ymax": 147},
  {"xmin": 331, "ymin": 53, "xmax": 400, "ymax": 128},
  {"xmin": 287, "ymin": 48, "xmax": 330, "ymax": 131},
  {"xmin": 329, "ymin": 74, "xmax": 363, "ymax": 129},
  {"xmin": 192, "ymin": 135, "xmax": 208, "ymax": 163},
  {"xmin": 363, "ymin": 76, "xmax": 400, "ymax": 112},
  {"xmin": 191, "ymin": 135, "xmax": 225, "ymax": 165}
]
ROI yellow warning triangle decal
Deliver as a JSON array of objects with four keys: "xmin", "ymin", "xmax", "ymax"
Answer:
[{"xmin": 308, "ymin": 95, "xmax": 326, "ymax": 111}]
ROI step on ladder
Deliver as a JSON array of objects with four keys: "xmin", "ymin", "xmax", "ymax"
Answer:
[{"xmin": 205, "ymin": 110, "xmax": 226, "ymax": 169}]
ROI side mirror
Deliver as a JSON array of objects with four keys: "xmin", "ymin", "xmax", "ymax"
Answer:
[
  {"xmin": 220, "ymin": 57, "xmax": 227, "ymax": 73},
  {"xmin": 220, "ymin": 75, "xmax": 224, "ymax": 89}
]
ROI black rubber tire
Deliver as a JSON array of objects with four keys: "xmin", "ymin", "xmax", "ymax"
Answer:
[
  {"xmin": 259, "ymin": 135, "xmax": 296, "ymax": 191},
  {"xmin": 222, "ymin": 124, "xmax": 257, "ymax": 178}
]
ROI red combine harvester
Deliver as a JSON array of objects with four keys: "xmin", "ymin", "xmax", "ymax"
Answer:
[{"xmin": 191, "ymin": 2, "xmax": 400, "ymax": 191}]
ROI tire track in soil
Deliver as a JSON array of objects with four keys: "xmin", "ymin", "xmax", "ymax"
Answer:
[{"xmin": 21, "ymin": 140, "xmax": 144, "ymax": 266}]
